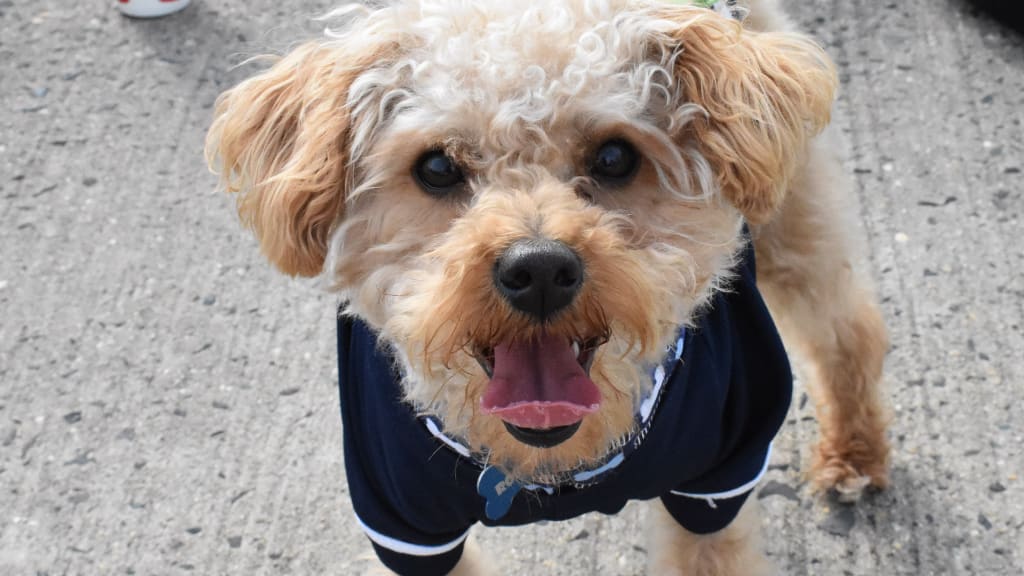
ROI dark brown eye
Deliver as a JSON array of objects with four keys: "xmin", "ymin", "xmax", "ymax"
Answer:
[
  {"xmin": 413, "ymin": 150, "xmax": 465, "ymax": 197},
  {"xmin": 590, "ymin": 139, "xmax": 640, "ymax": 185}
]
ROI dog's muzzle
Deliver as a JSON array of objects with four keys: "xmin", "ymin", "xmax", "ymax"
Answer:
[{"xmin": 480, "ymin": 239, "xmax": 602, "ymax": 449}]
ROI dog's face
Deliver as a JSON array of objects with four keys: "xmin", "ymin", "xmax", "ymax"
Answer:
[{"xmin": 207, "ymin": 0, "xmax": 835, "ymax": 479}]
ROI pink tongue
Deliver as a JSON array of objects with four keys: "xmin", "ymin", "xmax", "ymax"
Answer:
[{"xmin": 480, "ymin": 333, "xmax": 601, "ymax": 429}]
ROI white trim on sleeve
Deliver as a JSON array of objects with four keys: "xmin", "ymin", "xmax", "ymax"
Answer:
[
  {"xmin": 355, "ymin": 515, "xmax": 470, "ymax": 557},
  {"xmin": 669, "ymin": 442, "xmax": 773, "ymax": 507}
]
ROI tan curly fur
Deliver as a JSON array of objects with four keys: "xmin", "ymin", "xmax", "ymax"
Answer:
[{"xmin": 206, "ymin": 0, "xmax": 890, "ymax": 573}]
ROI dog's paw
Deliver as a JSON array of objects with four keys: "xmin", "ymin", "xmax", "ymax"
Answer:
[
  {"xmin": 810, "ymin": 440, "xmax": 889, "ymax": 501},
  {"xmin": 831, "ymin": 473, "xmax": 872, "ymax": 503}
]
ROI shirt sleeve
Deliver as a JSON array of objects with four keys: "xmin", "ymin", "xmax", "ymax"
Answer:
[
  {"xmin": 659, "ymin": 442, "xmax": 772, "ymax": 535},
  {"xmin": 660, "ymin": 235, "xmax": 789, "ymax": 535},
  {"xmin": 337, "ymin": 314, "xmax": 477, "ymax": 575},
  {"xmin": 660, "ymin": 490, "xmax": 752, "ymax": 535},
  {"xmin": 345, "ymin": 448, "xmax": 471, "ymax": 575},
  {"xmin": 371, "ymin": 542, "xmax": 466, "ymax": 576}
]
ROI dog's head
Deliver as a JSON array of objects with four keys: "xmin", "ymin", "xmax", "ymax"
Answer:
[{"xmin": 207, "ymin": 0, "xmax": 835, "ymax": 479}]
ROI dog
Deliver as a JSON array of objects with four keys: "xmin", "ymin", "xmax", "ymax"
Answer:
[{"xmin": 205, "ymin": 0, "xmax": 890, "ymax": 573}]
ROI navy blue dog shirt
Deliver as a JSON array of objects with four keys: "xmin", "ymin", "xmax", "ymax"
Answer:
[{"xmin": 336, "ymin": 239, "xmax": 792, "ymax": 575}]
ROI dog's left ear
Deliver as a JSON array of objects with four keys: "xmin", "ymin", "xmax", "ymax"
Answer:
[{"xmin": 665, "ymin": 8, "xmax": 838, "ymax": 223}]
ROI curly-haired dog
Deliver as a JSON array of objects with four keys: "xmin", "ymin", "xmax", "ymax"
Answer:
[{"xmin": 206, "ymin": 0, "xmax": 890, "ymax": 573}]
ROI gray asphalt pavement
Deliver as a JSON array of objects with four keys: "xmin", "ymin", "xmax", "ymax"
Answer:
[{"xmin": 1, "ymin": 0, "xmax": 1022, "ymax": 574}]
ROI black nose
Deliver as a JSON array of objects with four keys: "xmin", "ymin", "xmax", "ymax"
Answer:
[{"xmin": 493, "ymin": 239, "xmax": 584, "ymax": 321}]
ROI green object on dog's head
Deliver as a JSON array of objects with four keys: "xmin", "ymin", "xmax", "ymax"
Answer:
[
  {"xmin": 668, "ymin": 0, "xmax": 718, "ymax": 6},
  {"xmin": 665, "ymin": 0, "xmax": 747, "ymax": 21}
]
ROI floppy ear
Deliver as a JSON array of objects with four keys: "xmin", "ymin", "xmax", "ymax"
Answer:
[
  {"xmin": 666, "ymin": 8, "xmax": 837, "ymax": 223},
  {"xmin": 205, "ymin": 42, "xmax": 381, "ymax": 277}
]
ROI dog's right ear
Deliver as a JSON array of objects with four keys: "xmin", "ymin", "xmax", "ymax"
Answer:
[{"xmin": 206, "ymin": 41, "xmax": 383, "ymax": 277}]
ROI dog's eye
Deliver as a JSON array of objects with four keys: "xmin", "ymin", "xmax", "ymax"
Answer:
[
  {"xmin": 413, "ymin": 150, "xmax": 466, "ymax": 197},
  {"xmin": 590, "ymin": 139, "xmax": 640, "ymax": 186}
]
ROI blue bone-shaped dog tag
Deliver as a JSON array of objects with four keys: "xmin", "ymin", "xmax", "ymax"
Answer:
[{"xmin": 477, "ymin": 466, "xmax": 522, "ymax": 520}]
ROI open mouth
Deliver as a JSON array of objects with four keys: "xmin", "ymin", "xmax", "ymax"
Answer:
[{"xmin": 475, "ymin": 332, "xmax": 606, "ymax": 449}]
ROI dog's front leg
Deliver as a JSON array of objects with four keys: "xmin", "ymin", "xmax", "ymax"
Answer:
[
  {"xmin": 646, "ymin": 498, "xmax": 774, "ymax": 576},
  {"xmin": 752, "ymin": 137, "xmax": 891, "ymax": 498},
  {"xmin": 447, "ymin": 535, "xmax": 499, "ymax": 576}
]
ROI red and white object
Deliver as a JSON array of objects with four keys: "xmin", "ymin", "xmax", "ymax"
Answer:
[{"xmin": 118, "ymin": 0, "xmax": 191, "ymax": 18}]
